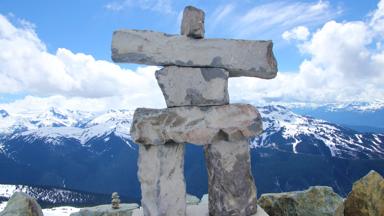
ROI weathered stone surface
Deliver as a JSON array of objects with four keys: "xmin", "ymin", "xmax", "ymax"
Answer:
[
  {"xmin": 130, "ymin": 104, "xmax": 262, "ymax": 146},
  {"xmin": 131, "ymin": 200, "xmax": 269, "ymax": 216},
  {"xmin": 343, "ymin": 170, "xmax": 384, "ymax": 216},
  {"xmin": 181, "ymin": 6, "xmax": 205, "ymax": 38},
  {"xmin": 204, "ymin": 140, "xmax": 258, "ymax": 216},
  {"xmin": 200, "ymin": 194, "xmax": 209, "ymax": 204},
  {"xmin": 112, "ymin": 30, "xmax": 277, "ymax": 78},
  {"xmin": 0, "ymin": 192, "xmax": 43, "ymax": 216},
  {"xmin": 334, "ymin": 202, "xmax": 344, "ymax": 216},
  {"xmin": 138, "ymin": 142, "xmax": 186, "ymax": 216},
  {"xmin": 70, "ymin": 203, "xmax": 139, "ymax": 216},
  {"xmin": 156, "ymin": 66, "xmax": 229, "ymax": 107},
  {"xmin": 186, "ymin": 204, "xmax": 269, "ymax": 216},
  {"xmin": 258, "ymin": 186, "xmax": 343, "ymax": 216}
]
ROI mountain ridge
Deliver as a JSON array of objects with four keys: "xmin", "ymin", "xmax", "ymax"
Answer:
[{"xmin": 0, "ymin": 105, "xmax": 383, "ymax": 202}]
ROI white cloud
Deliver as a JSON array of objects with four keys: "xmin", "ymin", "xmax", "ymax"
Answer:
[
  {"xmin": 105, "ymin": 0, "xmax": 174, "ymax": 14},
  {"xmin": 370, "ymin": 0, "xmax": 384, "ymax": 34},
  {"xmin": 2, "ymin": 0, "xmax": 384, "ymax": 113},
  {"xmin": 0, "ymin": 14, "xmax": 165, "ymax": 109},
  {"xmin": 0, "ymin": 95, "xmax": 165, "ymax": 113},
  {"xmin": 230, "ymin": 0, "xmax": 384, "ymax": 108},
  {"xmin": 282, "ymin": 26, "xmax": 310, "ymax": 41},
  {"xmin": 209, "ymin": 4, "xmax": 235, "ymax": 30}
]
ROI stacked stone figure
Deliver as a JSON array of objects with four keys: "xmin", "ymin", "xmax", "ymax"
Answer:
[
  {"xmin": 112, "ymin": 5, "xmax": 277, "ymax": 216},
  {"xmin": 111, "ymin": 192, "xmax": 120, "ymax": 209}
]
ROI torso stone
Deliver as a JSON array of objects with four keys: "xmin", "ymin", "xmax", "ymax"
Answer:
[{"xmin": 156, "ymin": 66, "xmax": 229, "ymax": 107}]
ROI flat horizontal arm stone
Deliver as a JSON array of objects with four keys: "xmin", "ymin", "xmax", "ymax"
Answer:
[
  {"xmin": 130, "ymin": 104, "xmax": 263, "ymax": 145},
  {"xmin": 112, "ymin": 29, "xmax": 278, "ymax": 79}
]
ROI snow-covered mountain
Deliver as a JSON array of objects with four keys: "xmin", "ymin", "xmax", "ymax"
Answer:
[
  {"xmin": 0, "ymin": 107, "xmax": 133, "ymax": 146},
  {"xmin": 1, "ymin": 105, "xmax": 382, "ymax": 159},
  {"xmin": 0, "ymin": 184, "xmax": 108, "ymax": 206},
  {"xmin": 253, "ymin": 105, "xmax": 384, "ymax": 159},
  {"xmin": 0, "ymin": 105, "xmax": 383, "ymax": 201}
]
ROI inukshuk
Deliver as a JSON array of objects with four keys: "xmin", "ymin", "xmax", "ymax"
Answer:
[{"xmin": 111, "ymin": 6, "xmax": 278, "ymax": 216}]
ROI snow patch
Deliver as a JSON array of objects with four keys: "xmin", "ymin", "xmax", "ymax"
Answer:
[
  {"xmin": 0, "ymin": 202, "xmax": 79, "ymax": 216},
  {"xmin": 43, "ymin": 206, "xmax": 79, "ymax": 216},
  {"xmin": 252, "ymin": 105, "xmax": 384, "ymax": 159}
]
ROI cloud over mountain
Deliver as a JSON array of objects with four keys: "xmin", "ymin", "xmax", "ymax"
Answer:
[
  {"xmin": 0, "ymin": 14, "xmax": 164, "ymax": 110},
  {"xmin": 229, "ymin": 0, "xmax": 384, "ymax": 108},
  {"xmin": 1, "ymin": 1, "xmax": 384, "ymax": 112}
]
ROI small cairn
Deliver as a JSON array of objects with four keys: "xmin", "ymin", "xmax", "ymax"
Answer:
[{"xmin": 111, "ymin": 192, "xmax": 120, "ymax": 209}]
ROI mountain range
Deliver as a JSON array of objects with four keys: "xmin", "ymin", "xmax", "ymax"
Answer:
[
  {"xmin": 0, "ymin": 105, "xmax": 383, "ymax": 204},
  {"xmin": 0, "ymin": 184, "xmax": 113, "ymax": 208}
]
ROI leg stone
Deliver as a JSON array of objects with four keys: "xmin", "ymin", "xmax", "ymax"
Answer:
[
  {"xmin": 138, "ymin": 142, "xmax": 186, "ymax": 216},
  {"xmin": 204, "ymin": 140, "xmax": 258, "ymax": 216}
]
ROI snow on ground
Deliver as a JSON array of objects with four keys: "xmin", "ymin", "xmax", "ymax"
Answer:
[
  {"xmin": 43, "ymin": 206, "xmax": 79, "ymax": 216},
  {"xmin": 0, "ymin": 202, "xmax": 6, "ymax": 212},
  {"xmin": 0, "ymin": 201, "xmax": 79, "ymax": 216},
  {"xmin": 0, "ymin": 185, "xmax": 17, "ymax": 197}
]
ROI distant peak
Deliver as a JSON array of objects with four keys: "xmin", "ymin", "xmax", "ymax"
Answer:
[
  {"xmin": 47, "ymin": 107, "xmax": 68, "ymax": 120},
  {"xmin": 0, "ymin": 109, "xmax": 9, "ymax": 118}
]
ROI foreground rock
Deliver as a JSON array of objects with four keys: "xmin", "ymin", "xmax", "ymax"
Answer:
[
  {"xmin": 205, "ymin": 140, "xmax": 258, "ymax": 215},
  {"xmin": 343, "ymin": 170, "xmax": 384, "ymax": 216},
  {"xmin": 138, "ymin": 142, "xmax": 186, "ymax": 216},
  {"xmin": 181, "ymin": 6, "xmax": 205, "ymax": 38},
  {"xmin": 0, "ymin": 192, "xmax": 43, "ymax": 216},
  {"xmin": 70, "ymin": 203, "xmax": 139, "ymax": 216},
  {"xmin": 112, "ymin": 30, "xmax": 277, "ymax": 78},
  {"xmin": 124, "ymin": 196, "xmax": 270, "ymax": 216},
  {"xmin": 155, "ymin": 66, "xmax": 229, "ymax": 107},
  {"xmin": 130, "ymin": 104, "xmax": 262, "ymax": 146},
  {"xmin": 258, "ymin": 186, "xmax": 343, "ymax": 216},
  {"xmin": 186, "ymin": 202, "xmax": 268, "ymax": 216}
]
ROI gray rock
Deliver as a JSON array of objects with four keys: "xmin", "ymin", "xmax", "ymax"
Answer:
[
  {"xmin": 258, "ymin": 186, "xmax": 343, "ymax": 216},
  {"xmin": 130, "ymin": 104, "xmax": 262, "ymax": 146},
  {"xmin": 112, "ymin": 29, "xmax": 277, "ymax": 78},
  {"xmin": 138, "ymin": 142, "xmax": 186, "ymax": 216},
  {"xmin": 334, "ymin": 202, "xmax": 344, "ymax": 216},
  {"xmin": 205, "ymin": 140, "xmax": 258, "ymax": 216},
  {"xmin": 156, "ymin": 66, "xmax": 229, "ymax": 107},
  {"xmin": 132, "ymin": 207, "xmax": 144, "ymax": 216},
  {"xmin": 181, "ymin": 6, "xmax": 205, "ymax": 38},
  {"xmin": 200, "ymin": 194, "xmax": 208, "ymax": 204},
  {"xmin": 0, "ymin": 192, "xmax": 43, "ymax": 216},
  {"xmin": 186, "ymin": 203, "xmax": 209, "ymax": 216},
  {"xmin": 186, "ymin": 203, "xmax": 268, "ymax": 216},
  {"xmin": 70, "ymin": 203, "xmax": 139, "ymax": 216},
  {"xmin": 132, "ymin": 202, "xmax": 269, "ymax": 216},
  {"xmin": 252, "ymin": 206, "xmax": 270, "ymax": 216}
]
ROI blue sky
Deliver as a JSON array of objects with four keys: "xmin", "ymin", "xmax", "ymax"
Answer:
[
  {"xmin": 0, "ymin": 0, "xmax": 378, "ymax": 69},
  {"xmin": 0, "ymin": 0, "xmax": 383, "ymax": 112}
]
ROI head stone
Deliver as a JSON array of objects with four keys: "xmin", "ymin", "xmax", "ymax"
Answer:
[{"xmin": 181, "ymin": 6, "xmax": 205, "ymax": 39}]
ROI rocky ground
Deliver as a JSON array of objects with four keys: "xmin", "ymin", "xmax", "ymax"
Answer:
[{"xmin": 0, "ymin": 170, "xmax": 382, "ymax": 216}]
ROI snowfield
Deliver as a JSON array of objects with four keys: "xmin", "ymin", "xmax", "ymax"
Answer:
[{"xmin": 0, "ymin": 201, "xmax": 79, "ymax": 216}]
